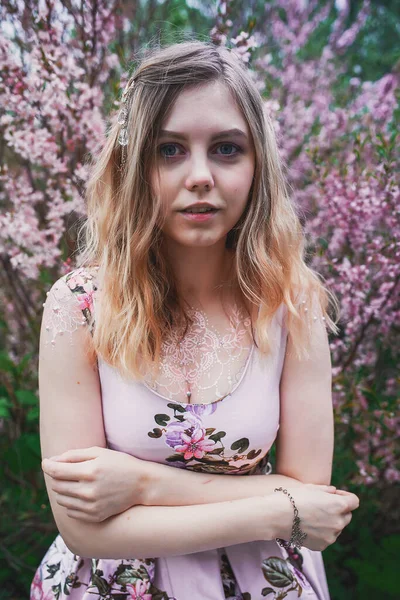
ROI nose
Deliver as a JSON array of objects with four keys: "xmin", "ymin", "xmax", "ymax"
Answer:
[{"xmin": 185, "ymin": 154, "xmax": 214, "ymax": 192}]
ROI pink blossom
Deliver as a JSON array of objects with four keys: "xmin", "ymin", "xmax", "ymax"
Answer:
[
  {"xmin": 175, "ymin": 428, "xmax": 217, "ymax": 460},
  {"xmin": 75, "ymin": 291, "xmax": 94, "ymax": 312},
  {"xmin": 126, "ymin": 579, "xmax": 152, "ymax": 600}
]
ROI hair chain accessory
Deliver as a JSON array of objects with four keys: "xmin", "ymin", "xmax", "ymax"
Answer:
[
  {"xmin": 274, "ymin": 487, "xmax": 308, "ymax": 549},
  {"xmin": 117, "ymin": 76, "xmax": 135, "ymax": 172}
]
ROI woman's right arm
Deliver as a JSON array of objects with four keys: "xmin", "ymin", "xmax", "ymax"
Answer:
[{"xmin": 39, "ymin": 277, "xmax": 283, "ymax": 559}]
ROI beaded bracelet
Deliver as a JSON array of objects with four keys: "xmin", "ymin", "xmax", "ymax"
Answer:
[{"xmin": 274, "ymin": 487, "xmax": 308, "ymax": 549}]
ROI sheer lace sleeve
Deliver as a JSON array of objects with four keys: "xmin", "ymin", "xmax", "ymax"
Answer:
[
  {"xmin": 41, "ymin": 268, "xmax": 97, "ymax": 349},
  {"xmin": 294, "ymin": 288, "xmax": 327, "ymax": 329}
]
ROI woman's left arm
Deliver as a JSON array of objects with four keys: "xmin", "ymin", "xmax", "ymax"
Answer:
[{"xmin": 274, "ymin": 298, "xmax": 334, "ymax": 485}]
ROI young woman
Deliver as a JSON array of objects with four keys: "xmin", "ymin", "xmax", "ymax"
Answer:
[{"xmin": 32, "ymin": 40, "xmax": 360, "ymax": 600}]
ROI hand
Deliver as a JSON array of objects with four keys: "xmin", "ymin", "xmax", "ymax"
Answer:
[
  {"xmin": 273, "ymin": 483, "xmax": 360, "ymax": 551},
  {"xmin": 42, "ymin": 446, "xmax": 146, "ymax": 522}
]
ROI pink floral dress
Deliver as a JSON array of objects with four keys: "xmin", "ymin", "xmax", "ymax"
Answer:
[{"xmin": 31, "ymin": 267, "xmax": 331, "ymax": 600}]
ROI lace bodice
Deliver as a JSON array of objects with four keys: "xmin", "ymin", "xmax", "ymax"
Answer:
[
  {"xmin": 42, "ymin": 267, "xmax": 255, "ymax": 404},
  {"xmin": 142, "ymin": 303, "xmax": 254, "ymax": 404},
  {"xmin": 42, "ymin": 267, "xmax": 325, "ymax": 405}
]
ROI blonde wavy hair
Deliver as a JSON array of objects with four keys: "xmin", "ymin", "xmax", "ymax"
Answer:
[{"xmin": 75, "ymin": 39, "xmax": 340, "ymax": 380}]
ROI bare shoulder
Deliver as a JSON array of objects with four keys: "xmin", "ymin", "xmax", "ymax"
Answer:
[{"xmin": 41, "ymin": 266, "xmax": 99, "ymax": 349}]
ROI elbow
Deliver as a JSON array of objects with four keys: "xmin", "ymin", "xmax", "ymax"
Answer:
[
  {"xmin": 62, "ymin": 534, "xmax": 82, "ymax": 557},
  {"xmin": 65, "ymin": 525, "xmax": 101, "ymax": 558},
  {"xmin": 59, "ymin": 519, "xmax": 121, "ymax": 559},
  {"xmin": 55, "ymin": 525, "xmax": 83, "ymax": 557},
  {"xmin": 55, "ymin": 519, "xmax": 97, "ymax": 558}
]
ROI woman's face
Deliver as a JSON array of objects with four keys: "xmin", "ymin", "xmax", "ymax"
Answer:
[{"xmin": 151, "ymin": 80, "xmax": 256, "ymax": 249}]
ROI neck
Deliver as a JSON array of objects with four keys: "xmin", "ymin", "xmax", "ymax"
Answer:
[{"xmin": 162, "ymin": 238, "xmax": 236, "ymax": 306}]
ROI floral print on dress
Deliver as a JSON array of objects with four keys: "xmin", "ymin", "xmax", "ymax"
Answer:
[
  {"xmin": 31, "ymin": 537, "xmax": 176, "ymax": 600},
  {"xmin": 34, "ymin": 268, "xmax": 323, "ymax": 600},
  {"xmin": 31, "ymin": 536, "xmax": 313, "ymax": 600},
  {"xmin": 219, "ymin": 551, "xmax": 243, "ymax": 600},
  {"xmin": 148, "ymin": 402, "xmax": 270, "ymax": 475},
  {"xmin": 220, "ymin": 546, "xmax": 314, "ymax": 600},
  {"xmin": 258, "ymin": 549, "xmax": 314, "ymax": 599},
  {"xmin": 64, "ymin": 267, "xmax": 98, "ymax": 331}
]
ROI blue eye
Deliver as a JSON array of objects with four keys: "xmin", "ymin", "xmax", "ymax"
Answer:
[
  {"xmin": 159, "ymin": 143, "xmax": 181, "ymax": 158},
  {"xmin": 158, "ymin": 142, "xmax": 242, "ymax": 159},
  {"xmin": 215, "ymin": 143, "xmax": 241, "ymax": 156}
]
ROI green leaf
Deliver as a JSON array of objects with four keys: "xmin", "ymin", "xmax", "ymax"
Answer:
[
  {"xmin": 0, "ymin": 352, "xmax": 14, "ymax": 372},
  {"xmin": 15, "ymin": 390, "xmax": 38, "ymax": 406},
  {"xmin": 148, "ymin": 428, "xmax": 162, "ymax": 439},
  {"xmin": 261, "ymin": 556, "xmax": 294, "ymax": 587},
  {"xmin": 247, "ymin": 449, "xmax": 262, "ymax": 460},
  {"xmin": 230, "ymin": 438, "xmax": 250, "ymax": 453},
  {"xmin": 4, "ymin": 433, "xmax": 42, "ymax": 474},
  {"xmin": 317, "ymin": 237, "xmax": 329, "ymax": 250},
  {"xmin": 116, "ymin": 567, "xmax": 143, "ymax": 585},
  {"xmin": 345, "ymin": 534, "xmax": 399, "ymax": 594},
  {"xmin": 90, "ymin": 572, "xmax": 110, "ymax": 595},
  {"xmin": 154, "ymin": 414, "xmax": 170, "ymax": 426},
  {"xmin": 209, "ymin": 431, "xmax": 226, "ymax": 442},
  {"xmin": 26, "ymin": 405, "xmax": 40, "ymax": 422},
  {"xmin": 0, "ymin": 397, "xmax": 12, "ymax": 418},
  {"xmin": 15, "ymin": 352, "xmax": 34, "ymax": 376},
  {"xmin": 165, "ymin": 454, "xmax": 186, "ymax": 463},
  {"xmin": 167, "ymin": 403, "xmax": 186, "ymax": 413}
]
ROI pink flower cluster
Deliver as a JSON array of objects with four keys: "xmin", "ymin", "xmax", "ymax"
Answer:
[
  {"xmin": 249, "ymin": 0, "xmax": 399, "ymax": 487},
  {"xmin": 1, "ymin": 0, "xmax": 398, "ymax": 490}
]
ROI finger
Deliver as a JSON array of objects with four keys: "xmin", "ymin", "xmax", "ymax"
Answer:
[
  {"xmin": 333, "ymin": 530, "xmax": 343, "ymax": 539},
  {"xmin": 49, "ymin": 447, "xmax": 100, "ymax": 462},
  {"xmin": 312, "ymin": 484, "xmax": 336, "ymax": 493},
  {"xmin": 344, "ymin": 512, "xmax": 353, "ymax": 527},
  {"xmin": 306, "ymin": 484, "xmax": 336, "ymax": 491},
  {"xmin": 335, "ymin": 490, "xmax": 360, "ymax": 504},
  {"xmin": 51, "ymin": 479, "xmax": 87, "ymax": 499},
  {"xmin": 55, "ymin": 494, "xmax": 94, "ymax": 514},
  {"xmin": 65, "ymin": 508, "xmax": 100, "ymax": 522},
  {"xmin": 335, "ymin": 490, "xmax": 360, "ymax": 511},
  {"xmin": 42, "ymin": 459, "xmax": 92, "ymax": 481}
]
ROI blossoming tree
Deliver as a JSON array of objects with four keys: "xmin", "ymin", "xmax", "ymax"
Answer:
[{"xmin": 0, "ymin": 0, "xmax": 398, "ymax": 595}]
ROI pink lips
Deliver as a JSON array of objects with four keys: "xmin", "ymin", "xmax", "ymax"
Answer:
[{"xmin": 179, "ymin": 210, "xmax": 219, "ymax": 222}]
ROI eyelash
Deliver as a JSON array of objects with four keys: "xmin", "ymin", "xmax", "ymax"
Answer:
[{"xmin": 158, "ymin": 142, "xmax": 243, "ymax": 159}]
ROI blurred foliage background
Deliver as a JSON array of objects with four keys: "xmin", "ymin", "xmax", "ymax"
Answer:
[{"xmin": 0, "ymin": 1, "xmax": 399, "ymax": 598}]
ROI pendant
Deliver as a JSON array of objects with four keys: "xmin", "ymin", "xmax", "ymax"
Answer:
[
  {"xmin": 118, "ymin": 127, "xmax": 128, "ymax": 146},
  {"xmin": 117, "ymin": 107, "xmax": 128, "ymax": 125}
]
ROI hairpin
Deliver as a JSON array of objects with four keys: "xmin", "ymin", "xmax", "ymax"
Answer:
[{"xmin": 117, "ymin": 76, "xmax": 135, "ymax": 172}]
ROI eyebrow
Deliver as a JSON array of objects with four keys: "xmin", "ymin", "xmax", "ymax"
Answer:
[{"xmin": 158, "ymin": 128, "xmax": 249, "ymax": 141}]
